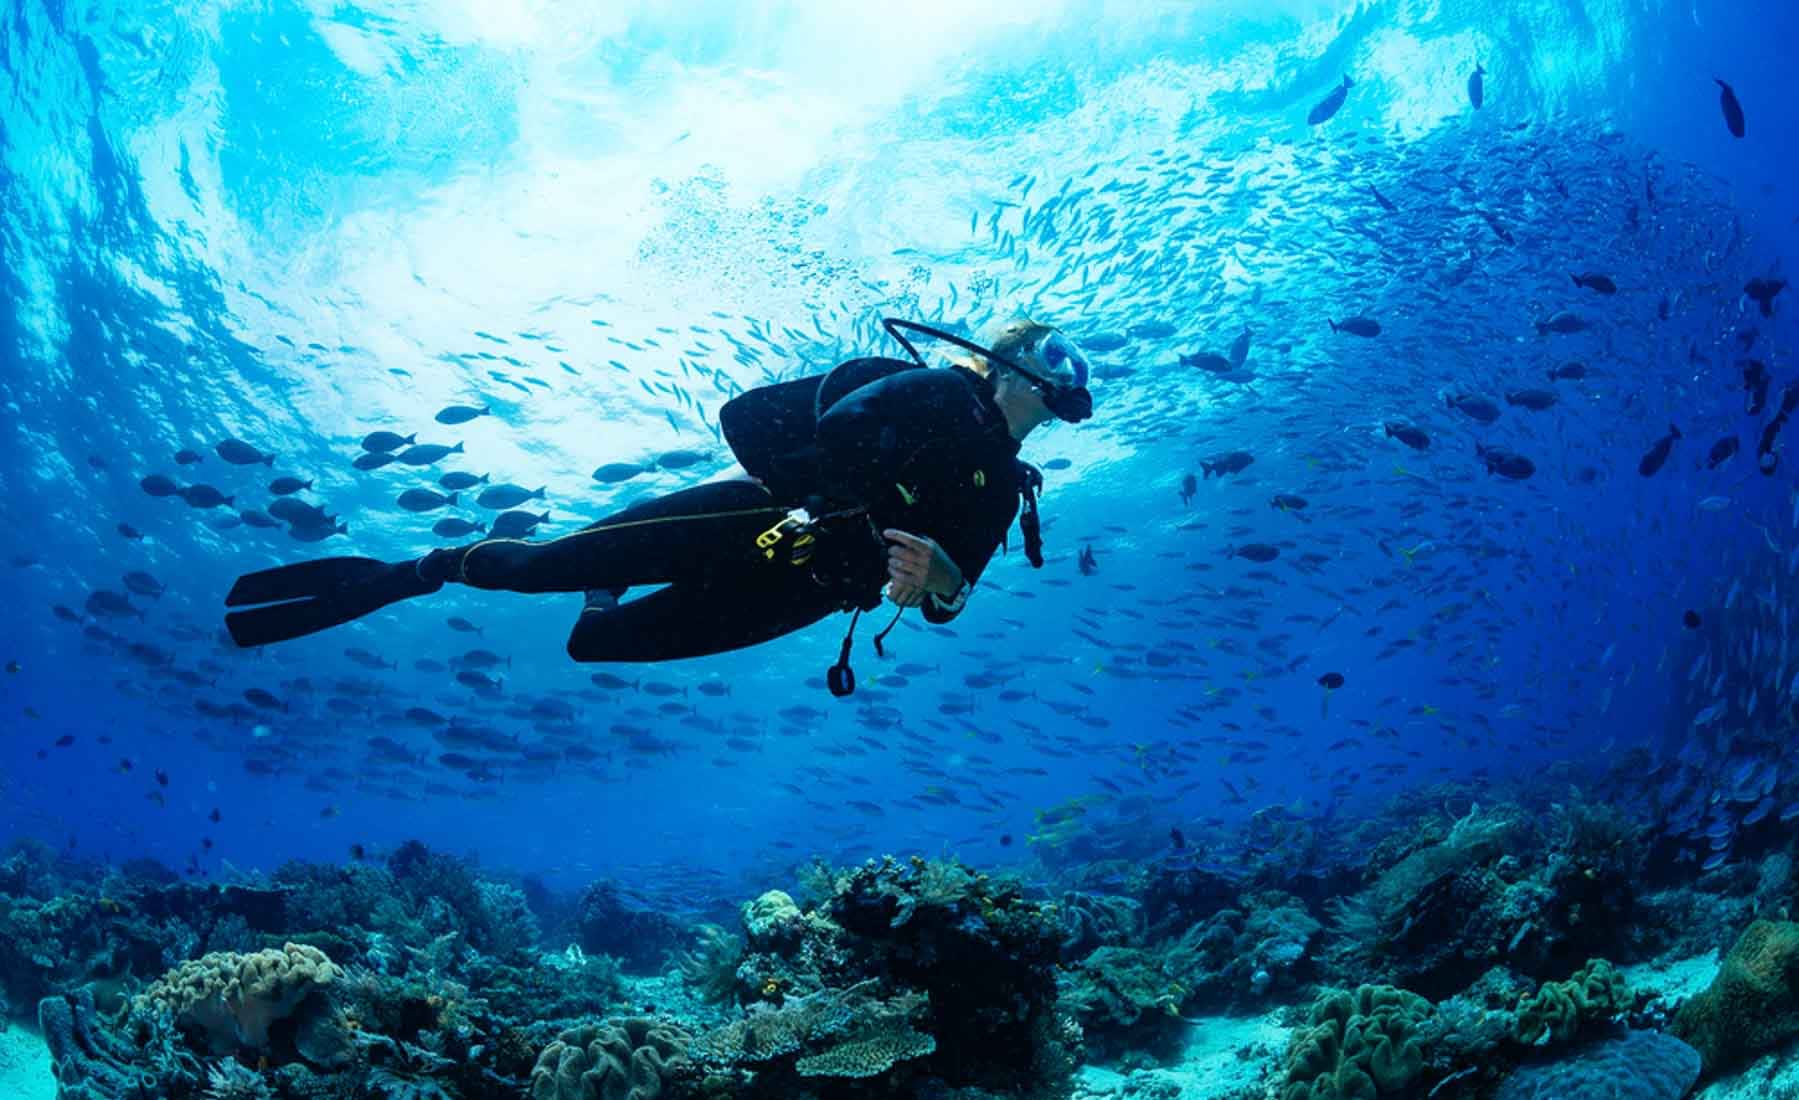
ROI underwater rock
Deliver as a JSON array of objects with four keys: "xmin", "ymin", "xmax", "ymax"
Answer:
[
  {"xmin": 1672, "ymin": 919, "xmax": 1799, "ymax": 1073},
  {"xmin": 138, "ymin": 941, "xmax": 338, "ymax": 1054},
  {"xmin": 1493, "ymin": 1028, "xmax": 1700, "ymax": 1100},
  {"xmin": 741, "ymin": 889, "xmax": 804, "ymax": 952},
  {"xmin": 577, "ymin": 882, "xmax": 692, "ymax": 973},
  {"xmin": 1280, "ymin": 984, "xmax": 1433, "ymax": 1100},
  {"xmin": 1057, "ymin": 891, "xmax": 1146, "ymax": 957},
  {"xmin": 1059, "ymin": 945, "xmax": 1189, "ymax": 1061}
]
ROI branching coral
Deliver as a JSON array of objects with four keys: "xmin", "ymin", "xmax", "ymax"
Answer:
[{"xmin": 139, "ymin": 942, "xmax": 339, "ymax": 1054}]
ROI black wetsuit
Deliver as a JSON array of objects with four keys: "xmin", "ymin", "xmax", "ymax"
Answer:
[{"xmin": 452, "ymin": 359, "xmax": 1031, "ymax": 662}]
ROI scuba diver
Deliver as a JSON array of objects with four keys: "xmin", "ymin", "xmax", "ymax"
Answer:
[{"xmin": 223, "ymin": 317, "xmax": 1092, "ymax": 694}]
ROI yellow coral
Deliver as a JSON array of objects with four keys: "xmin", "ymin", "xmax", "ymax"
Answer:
[{"xmin": 139, "ymin": 942, "xmax": 338, "ymax": 1054}]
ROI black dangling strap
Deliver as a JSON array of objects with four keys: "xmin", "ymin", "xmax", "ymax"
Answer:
[
  {"xmin": 872, "ymin": 606, "xmax": 906, "ymax": 656},
  {"xmin": 827, "ymin": 609, "xmax": 861, "ymax": 697}
]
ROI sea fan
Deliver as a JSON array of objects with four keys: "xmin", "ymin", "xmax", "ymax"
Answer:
[{"xmin": 203, "ymin": 1061, "xmax": 273, "ymax": 1100}]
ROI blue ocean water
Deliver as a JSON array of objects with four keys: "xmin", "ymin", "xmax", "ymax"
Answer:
[{"xmin": 3, "ymin": 6, "xmax": 1799, "ymax": 1092}]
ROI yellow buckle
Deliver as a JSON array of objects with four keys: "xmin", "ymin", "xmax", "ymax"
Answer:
[{"xmin": 757, "ymin": 509, "xmax": 814, "ymax": 561}]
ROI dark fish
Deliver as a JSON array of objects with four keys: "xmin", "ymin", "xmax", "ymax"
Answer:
[
  {"xmin": 84, "ymin": 590, "xmax": 141, "ymax": 620},
  {"xmin": 268, "ymin": 477, "xmax": 312, "ymax": 495},
  {"xmin": 1367, "ymin": 184, "xmax": 1397, "ymax": 213},
  {"xmin": 215, "ymin": 439, "xmax": 274, "ymax": 466},
  {"xmin": 267, "ymin": 497, "xmax": 331, "ymax": 526},
  {"xmin": 1180, "ymin": 351, "xmax": 1234, "ymax": 374},
  {"xmin": 1446, "ymin": 393, "xmax": 1501, "ymax": 424},
  {"xmin": 352, "ymin": 452, "xmax": 398, "ymax": 471},
  {"xmin": 447, "ymin": 617, "xmax": 482, "ymax": 634},
  {"xmin": 1179, "ymin": 474, "xmax": 1198, "ymax": 507},
  {"xmin": 489, "ymin": 510, "xmax": 550, "ymax": 539},
  {"xmin": 1328, "ymin": 317, "xmax": 1381, "ymax": 337},
  {"xmin": 475, "ymin": 483, "xmax": 545, "ymax": 510},
  {"xmin": 1467, "ymin": 62, "xmax": 1485, "ymax": 109},
  {"xmin": 1271, "ymin": 494, "xmax": 1308, "ymax": 512},
  {"xmin": 1307, "ymin": 75, "xmax": 1353, "ymax": 126},
  {"xmin": 1535, "ymin": 312, "xmax": 1589, "ymax": 335},
  {"xmin": 1707, "ymin": 436, "xmax": 1739, "ymax": 469},
  {"xmin": 240, "ymin": 509, "xmax": 282, "ymax": 529},
  {"xmin": 1478, "ymin": 209, "xmax": 1514, "ymax": 244},
  {"xmin": 1383, "ymin": 422, "xmax": 1430, "ymax": 451},
  {"xmin": 1546, "ymin": 362, "xmax": 1587, "ymax": 382},
  {"xmin": 1078, "ymin": 545, "xmax": 1098, "ymax": 576},
  {"xmin": 1744, "ymin": 360, "xmax": 1771, "ymax": 416},
  {"xmin": 435, "ymin": 405, "xmax": 491, "ymax": 425},
  {"xmin": 1571, "ymin": 272, "xmax": 1617, "ymax": 294},
  {"xmin": 1756, "ymin": 385, "xmax": 1799, "ymax": 475},
  {"xmin": 1128, "ymin": 320, "xmax": 1176, "ymax": 340},
  {"xmin": 243, "ymin": 688, "xmax": 286, "ymax": 711},
  {"xmin": 1227, "ymin": 543, "xmax": 1280, "ymax": 563},
  {"xmin": 432, "ymin": 518, "xmax": 486, "ymax": 537},
  {"xmin": 55, "ymin": 735, "xmax": 75, "ymax": 748},
  {"xmin": 122, "ymin": 571, "xmax": 166, "ymax": 598},
  {"xmin": 1201, "ymin": 451, "xmax": 1254, "ymax": 479},
  {"xmin": 1504, "ymin": 389, "xmax": 1558, "ymax": 411},
  {"xmin": 1476, "ymin": 444, "xmax": 1536, "ymax": 480},
  {"xmin": 1746, "ymin": 277, "xmax": 1787, "ymax": 318},
  {"xmin": 361, "ymin": 431, "xmax": 416, "ymax": 453},
  {"xmin": 1683, "ymin": 610, "xmax": 1701, "ymax": 629},
  {"xmin": 1082, "ymin": 333, "xmax": 1128, "ymax": 352},
  {"xmin": 1169, "ymin": 827, "xmax": 1186, "ymax": 850},
  {"xmin": 657, "ymin": 450, "xmax": 707, "ymax": 470},
  {"xmin": 179, "ymin": 484, "xmax": 233, "ymax": 509},
  {"xmin": 1043, "ymin": 458, "xmax": 1072, "ymax": 470},
  {"xmin": 396, "ymin": 442, "xmax": 464, "ymax": 466},
  {"xmin": 139, "ymin": 474, "xmax": 181, "ymax": 498},
  {"xmin": 397, "ymin": 489, "xmax": 457, "ymax": 513},
  {"xmin": 438, "ymin": 471, "xmax": 489, "ymax": 491},
  {"xmin": 1715, "ymin": 78, "xmax": 1745, "ymax": 138},
  {"xmin": 116, "ymin": 523, "xmax": 144, "ymax": 540},
  {"xmin": 1637, "ymin": 424, "xmax": 1681, "ymax": 477},
  {"xmin": 174, "ymin": 449, "xmax": 204, "ymax": 465},
  {"xmin": 287, "ymin": 520, "xmax": 347, "ymax": 543},
  {"xmin": 1318, "ymin": 672, "xmax": 1345, "ymax": 690},
  {"xmin": 592, "ymin": 462, "xmax": 648, "ymax": 484},
  {"xmin": 1228, "ymin": 327, "xmax": 1252, "ymax": 369}
]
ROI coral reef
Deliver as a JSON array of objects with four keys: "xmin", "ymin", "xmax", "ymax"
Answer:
[
  {"xmin": 577, "ymin": 882, "xmax": 692, "ymax": 974},
  {"xmin": 1280, "ymin": 984, "xmax": 1433, "ymax": 1100},
  {"xmin": 1511, "ymin": 958, "xmax": 1630, "ymax": 1046},
  {"xmin": 139, "ymin": 942, "xmax": 339, "ymax": 1053},
  {"xmin": 1673, "ymin": 919, "xmax": 1799, "ymax": 1074},
  {"xmin": 529, "ymin": 1016, "xmax": 692, "ymax": 1100}
]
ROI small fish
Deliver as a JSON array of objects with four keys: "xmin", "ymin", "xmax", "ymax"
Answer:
[
  {"xmin": 179, "ymin": 484, "xmax": 234, "ymax": 509},
  {"xmin": 1683, "ymin": 610, "xmax": 1701, "ymax": 629},
  {"xmin": 432, "ymin": 518, "xmax": 486, "ymax": 537},
  {"xmin": 397, "ymin": 488, "xmax": 458, "ymax": 513},
  {"xmin": 174, "ymin": 448, "xmax": 204, "ymax": 465},
  {"xmin": 489, "ymin": 510, "xmax": 550, "ymax": 539},
  {"xmin": 1535, "ymin": 312, "xmax": 1589, "ymax": 336},
  {"xmin": 447, "ymin": 616, "xmax": 482, "ymax": 634},
  {"xmin": 1271, "ymin": 494, "xmax": 1308, "ymax": 512},
  {"xmin": 1446, "ymin": 393, "xmax": 1501, "ymax": 424},
  {"xmin": 1226, "ymin": 543, "xmax": 1280, "ymax": 563},
  {"xmin": 1570, "ymin": 272, "xmax": 1617, "ymax": 295},
  {"xmin": 1707, "ymin": 436, "xmax": 1739, "ymax": 469},
  {"xmin": 1467, "ymin": 62, "xmax": 1485, "ymax": 109},
  {"xmin": 657, "ymin": 450, "xmax": 707, "ymax": 470},
  {"xmin": 435, "ymin": 404, "xmax": 492, "ymax": 425},
  {"xmin": 475, "ymin": 483, "xmax": 546, "ymax": 510},
  {"xmin": 1201, "ymin": 451, "xmax": 1255, "ymax": 479},
  {"xmin": 121, "ymin": 571, "xmax": 166, "ymax": 598},
  {"xmin": 1328, "ymin": 317, "xmax": 1381, "ymax": 337},
  {"xmin": 139, "ymin": 474, "xmax": 182, "ymax": 498},
  {"xmin": 1078, "ymin": 545, "xmax": 1098, "ymax": 576},
  {"xmin": 215, "ymin": 439, "xmax": 274, "ymax": 466},
  {"xmin": 1637, "ymin": 424, "xmax": 1681, "ymax": 478},
  {"xmin": 1546, "ymin": 362, "xmax": 1587, "ymax": 382},
  {"xmin": 1476, "ymin": 444, "xmax": 1536, "ymax": 480},
  {"xmin": 1318, "ymin": 672, "xmax": 1345, "ymax": 690},
  {"xmin": 352, "ymin": 452, "xmax": 398, "ymax": 471},
  {"xmin": 1367, "ymin": 184, "xmax": 1397, "ymax": 213},
  {"xmin": 1169, "ymin": 827, "xmax": 1186, "ymax": 850},
  {"xmin": 1383, "ymin": 422, "xmax": 1430, "ymax": 451},
  {"xmin": 268, "ymin": 477, "xmax": 312, "ymax": 495},
  {"xmin": 1715, "ymin": 78, "xmax": 1745, "ymax": 138},
  {"xmin": 592, "ymin": 462, "xmax": 648, "ymax": 484},
  {"xmin": 361, "ymin": 431, "xmax": 416, "ymax": 453},
  {"xmin": 1307, "ymin": 74, "xmax": 1353, "ymax": 126},
  {"xmin": 1746, "ymin": 277, "xmax": 1787, "ymax": 318},
  {"xmin": 1504, "ymin": 389, "xmax": 1558, "ymax": 411},
  {"xmin": 1227, "ymin": 327, "xmax": 1252, "ymax": 369},
  {"xmin": 1179, "ymin": 474, "xmax": 1198, "ymax": 507},
  {"xmin": 396, "ymin": 442, "xmax": 464, "ymax": 466},
  {"xmin": 1180, "ymin": 351, "xmax": 1234, "ymax": 374},
  {"xmin": 116, "ymin": 523, "xmax": 144, "ymax": 540},
  {"xmin": 1696, "ymin": 496, "xmax": 1731, "ymax": 512},
  {"xmin": 438, "ymin": 471, "xmax": 490, "ymax": 491}
]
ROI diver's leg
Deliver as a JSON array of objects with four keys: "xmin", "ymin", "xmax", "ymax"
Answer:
[
  {"xmin": 425, "ymin": 481, "xmax": 787, "ymax": 595},
  {"xmin": 564, "ymin": 574, "xmax": 836, "ymax": 662}
]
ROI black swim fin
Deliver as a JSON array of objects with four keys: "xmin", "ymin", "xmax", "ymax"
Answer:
[{"xmin": 224, "ymin": 556, "xmax": 441, "ymax": 648}]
